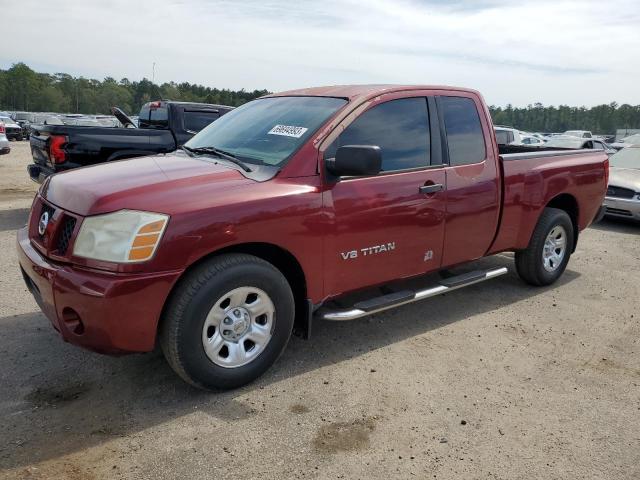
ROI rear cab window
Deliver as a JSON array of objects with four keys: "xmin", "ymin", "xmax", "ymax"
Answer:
[
  {"xmin": 440, "ymin": 96, "xmax": 486, "ymax": 166},
  {"xmin": 183, "ymin": 110, "xmax": 220, "ymax": 133},
  {"xmin": 139, "ymin": 102, "xmax": 169, "ymax": 129},
  {"xmin": 326, "ymin": 97, "xmax": 431, "ymax": 172}
]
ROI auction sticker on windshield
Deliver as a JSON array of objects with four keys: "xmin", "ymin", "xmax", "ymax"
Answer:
[{"xmin": 267, "ymin": 125, "xmax": 309, "ymax": 138}]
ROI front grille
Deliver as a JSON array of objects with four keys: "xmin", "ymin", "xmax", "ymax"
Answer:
[
  {"xmin": 57, "ymin": 217, "xmax": 76, "ymax": 254},
  {"xmin": 40, "ymin": 203, "xmax": 55, "ymax": 234},
  {"xmin": 31, "ymin": 197, "xmax": 81, "ymax": 259},
  {"xmin": 606, "ymin": 186, "xmax": 635, "ymax": 199}
]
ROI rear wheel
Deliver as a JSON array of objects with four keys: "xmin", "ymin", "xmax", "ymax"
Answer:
[
  {"xmin": 515, "ymin": 208, "xmax": 574, "ymax": 286},
  {"xmin": 160, "ymin": 253, "xmax": 295, "ymax": 390}
]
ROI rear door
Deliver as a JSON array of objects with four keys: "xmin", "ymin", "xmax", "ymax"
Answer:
[
  {"xmin": 437, "ymin": 94, "xmax": 500, "ymax": 266},
  {"xmin": 322, "ymin": 93, "xmax": 447, "ymax": 296}
]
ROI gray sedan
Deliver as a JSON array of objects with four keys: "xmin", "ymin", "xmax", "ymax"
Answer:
[
  {"xmin": 0, "ymin": 132, "xmax": 10, "ymax": 155},
  {"xmin": 603, "ymin": 145, "xmax": 640, "ymax": 220}
]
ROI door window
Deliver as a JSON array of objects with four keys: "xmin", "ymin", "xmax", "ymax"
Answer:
[
  {"xmin": 440, "ymin": 96, "xmax": 486, "ymax": 166},
  {"xmin": 327, "ymin": 97, "xmax": 430, "ymax": 172}
]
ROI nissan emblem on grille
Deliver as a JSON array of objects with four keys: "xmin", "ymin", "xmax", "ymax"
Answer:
[{"xmin": 38, "ymin": 211, "xmax": 49, "ymax": 236}]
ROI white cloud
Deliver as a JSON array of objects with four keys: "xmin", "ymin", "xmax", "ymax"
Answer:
[{"xmin": 3, "ymin": 0, "xmax": 639, "ymax": 105}]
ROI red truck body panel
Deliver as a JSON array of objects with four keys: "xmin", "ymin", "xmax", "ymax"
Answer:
[
  {"xmin": 489, "ymin": 152, "xmax": 608, "ymax": 254},
  {"xmin": 17, "ymin": 84, "xmax": 608, "ymax": 354}
]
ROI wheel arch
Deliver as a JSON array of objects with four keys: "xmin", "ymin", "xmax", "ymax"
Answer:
[
  {"xmin": 545, "ymin": 193, "xmax": 579, "ymax": 252},
  {"xmin": 159, "ymin": 242, "xmax": 311, "ymax": 342}
]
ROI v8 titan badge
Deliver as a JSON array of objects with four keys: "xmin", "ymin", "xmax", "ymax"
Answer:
[{"xmin": 341, "ymin": 242, "xmax": 396, "ymax": 260}]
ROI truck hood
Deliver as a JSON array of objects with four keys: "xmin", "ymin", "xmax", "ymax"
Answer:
[
  {"xmin": 608, "ymin": 167, "xmax": 640, "ymax": 192},
  {"xmin": 43, "ymin": 152, "xmax": 254, "ymax": 216}
]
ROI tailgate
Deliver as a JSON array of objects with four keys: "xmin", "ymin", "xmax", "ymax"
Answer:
[{"xmin": 29, "ymin": 129, "xmax": 52, "ymax": 167}]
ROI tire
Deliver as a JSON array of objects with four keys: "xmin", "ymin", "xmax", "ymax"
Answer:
[
  {"xmin": 160, "ymin": 253, "xmax": 295, "ymax": 390},
  {"xmin": 515, "ymin": 207, "xmax": 574, "ymax": 286}
]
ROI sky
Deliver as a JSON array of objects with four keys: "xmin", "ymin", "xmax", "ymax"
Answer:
[{"xmin": 2, "ymin": 0, "xmax": 640, "ymax": 106}]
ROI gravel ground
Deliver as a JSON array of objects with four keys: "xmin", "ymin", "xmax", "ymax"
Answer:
[{"xmin": 0, "ymin": 141, "xmax": 639, "ymax": 479}]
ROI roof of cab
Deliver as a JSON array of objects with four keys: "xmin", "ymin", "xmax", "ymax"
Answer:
[{"xmin": 266, "ymin": 84, "xmax": 481, "ymax": 102}]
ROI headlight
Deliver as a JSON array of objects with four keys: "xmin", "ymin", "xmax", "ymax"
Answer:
[{"xmin": 73, "ymin": 210, "xmax": 169, "ymax": 263}]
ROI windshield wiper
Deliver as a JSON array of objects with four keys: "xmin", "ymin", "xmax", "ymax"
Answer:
[{"xmin": 182, "ymin": 146, "xmax": 252, "ymax": 172}]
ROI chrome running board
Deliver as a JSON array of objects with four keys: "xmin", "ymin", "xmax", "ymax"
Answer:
[{"xmin": 317, "ymin": 267, "xmax": 508, "ymax": 321}]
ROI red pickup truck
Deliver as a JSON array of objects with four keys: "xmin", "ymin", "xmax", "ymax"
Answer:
[{"xmin": 17, "ymin": 85, "xmax": 608, "ymax": 390}]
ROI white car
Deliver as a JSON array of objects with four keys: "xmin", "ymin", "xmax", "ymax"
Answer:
[
  {"xmin": 563, "ymin": 130, "xmax": 593, "ymax": 139},
  {"xmin": 521, "ymin": 135, "xmax": 546, "ymax": 146},
  {"xmin": 610, "ymin": 134, "xmax": 640, "ymax": 150},
  {"xmin": 494, "ymin": 126, "xmax": 526, "ymax": 145},
  {"xmin": 495, "ymin": 126, "xmax": 546, "ymax": 146},
  {"xmin": 545, "ymin": 135, "xmax": 616, "ymax": 154}
]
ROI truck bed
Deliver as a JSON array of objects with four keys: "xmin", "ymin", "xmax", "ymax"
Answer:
[
  {"xmin": 29, "ymin": 124, "xmax": 175, "ymax": 181},
  {"xmin": 489, "ymin": 148, "xmax": 608, "ymax": 254}
]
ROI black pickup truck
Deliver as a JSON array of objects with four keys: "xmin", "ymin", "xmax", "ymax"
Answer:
[{"xmin": 28, "ymin": 100, "xmax": 233, "ymax": 183}]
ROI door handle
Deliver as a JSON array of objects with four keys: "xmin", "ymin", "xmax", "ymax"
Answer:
[{"xmin": 419, "ymin": 183, "xmax": 444, "ymax": 194}]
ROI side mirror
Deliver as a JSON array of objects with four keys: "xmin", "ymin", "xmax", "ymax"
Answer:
[{"xmin": 326, "ymin": 145, "xmax": 382, "ymax": 177}]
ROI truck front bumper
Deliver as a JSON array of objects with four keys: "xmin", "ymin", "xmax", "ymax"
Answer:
[
  {"xmin": 603, "ymin": 196, "xmax": 640, "ymax": 221},
  {"xmin": 17, "ymin": 226, "xmax": 183, "ymax": 354}
]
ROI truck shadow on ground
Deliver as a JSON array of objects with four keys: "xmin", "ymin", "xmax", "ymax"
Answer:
[
  {"xmin": 590, "ymin": 217, "xmax": 639, "ymax": 235},
  {"xmin": 0, "ymin": 255, "xmax": 580, "ymax": 471}
]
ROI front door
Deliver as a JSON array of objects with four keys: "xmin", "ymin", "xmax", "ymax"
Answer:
[{"xmin": 321, "ymin": 95, "xmax": 447, "ymax": 297}]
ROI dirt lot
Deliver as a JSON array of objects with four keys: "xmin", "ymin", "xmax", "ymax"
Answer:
[{"xmin": 0, "ymin": 141, "xmax": 639, "ymax": 479}]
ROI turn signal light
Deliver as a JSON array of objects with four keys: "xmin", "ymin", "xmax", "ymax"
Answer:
[
  {"xmin": 49, "ymin": 135, "xmax": 68, "ymax": 164},
  {"xmin": 127, "ymin": 219, "xmax": 167, "ymax": 261}
]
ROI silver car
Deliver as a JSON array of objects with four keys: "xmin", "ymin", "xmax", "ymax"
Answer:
[
  {"xmin": 0, "ymin": 132, "xmax": 10, "ymax": 155},
  {"xmin": 603, "ymin": 145, "xmax": 640, "ymax": 220}
]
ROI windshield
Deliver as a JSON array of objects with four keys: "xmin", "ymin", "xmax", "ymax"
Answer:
[
  {"xmin": 610, "ymin": 147, "xmax": 640, "ymax": 169},
  {"xmin": 185, "ymin": 96, "xmax": 348, "ymax": 166},
  {"xmin": 0, "ymin": 117, "xmax": 13, "ymax": 124}
]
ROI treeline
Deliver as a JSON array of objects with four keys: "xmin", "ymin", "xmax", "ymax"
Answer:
[
  {"xmin": 489, "ymin": 103, "xmax": 640, "ymax": 134},
  {"xmin": 0, "ymin": 62, "xmax": 269, "ymax": 115},
  {"xmin": 2, "ymin": 62, "xmax": 640, "ymax": 134}
]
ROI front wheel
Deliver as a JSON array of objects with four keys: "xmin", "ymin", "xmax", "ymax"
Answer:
[
  {"xmin": 515, "ymin": 207, "xmax": 574, "ymax": 286},
  {"xmin": 160, "ymin": 254, "xmax": 295, "ymax": 390}
]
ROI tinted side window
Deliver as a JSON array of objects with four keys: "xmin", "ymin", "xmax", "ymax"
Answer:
[
  {"xmin": 184, "ymin": 111, "xmax": 220, "ymax": 132},
  {"xmin": 328, "ymin": 98, "xmax": 430, "ymax": 172},
  {"xmin": 441, "ymin": 96, "xmax": 486, "ymax": 165}
]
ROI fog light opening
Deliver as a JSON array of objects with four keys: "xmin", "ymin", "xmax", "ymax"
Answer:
[{"xmin": 62, "ymin": 307, "xmax": 85, "ymax": 335}]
